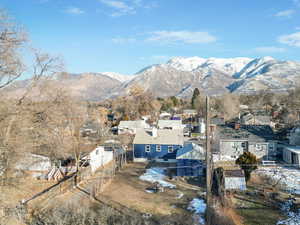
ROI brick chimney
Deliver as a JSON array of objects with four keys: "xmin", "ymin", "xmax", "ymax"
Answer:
[{"xmin": 234, "ymin": 122, "xmax": 240, "ymax": 130}]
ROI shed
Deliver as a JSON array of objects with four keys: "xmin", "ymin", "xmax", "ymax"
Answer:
[{"xmin": 224, "ymin": 170, "xmax": 246, "ymax": 191}]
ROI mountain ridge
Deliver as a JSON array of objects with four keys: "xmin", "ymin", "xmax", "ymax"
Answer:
[{"xmin": 5, "ymin": 56, "xmax": 300, "ymax": 100}]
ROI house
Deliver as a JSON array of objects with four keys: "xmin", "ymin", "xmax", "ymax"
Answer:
[
  {"xmin": 282, "ymin": 146, "xmax": 300, "ymax": 167},
  {"xmin": 241, "ymin": 113, "xmax": 275, "ymax": 127},
  {"xmin": 157, "ymin": 120, "xmax": 184, "ymax": 130},
  {"xmin": 133, "ymin": 128, "xmax": 184, "ymax": 162},
  {"xmin": 118, "ymin": 120, "xmax": 150, "ymax": 135},
  {"xmin": 183, "ymin": 109, "xmax": 197, "ymax": 118},
  {"xmin": 89, "ymin": 146, "xmax": 114, "ymax": 173},
  {"xmin": 288, "ymin": 127, "xmax": 300, "ymax": 146},
  {"xmin": 216, "ymin": 124, "xmax": 277, "ymax": 161},
  {"xmin": 176, "ymin": 143, "xmax": 205, "ymax": 177},
  {"xmin": 223, "ymin": 170, "xmax": 246, "ymax": 191},
  {"xmin": 159, "ymin": 112, "xmax": 171, "ymax": 120},
  {"xmin": 211, "ymin": 117, "xmax": 225, "ymax": 126}
]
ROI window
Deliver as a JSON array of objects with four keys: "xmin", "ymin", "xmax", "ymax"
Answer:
[
  {"xmin": 168, "ymin": 146, "xmax": 173, "ymax": 153},
  {"xmin": 156, "ymin": 145, "xmax": 161, "ymax": 152},
  {"xmin": 145, "ymin": 145, "xmax": 151, "ymax": 153},
  {"xmin": 256, "ymin": 144, "xmax": 262, "ymax": 150},
  {"xmin": 95, "ymin": 150, "xmax": 99, "ymax": 155}
]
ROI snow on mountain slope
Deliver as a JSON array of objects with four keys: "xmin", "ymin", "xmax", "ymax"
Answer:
[
  {"xmin": 101, "ymin": 72, "xmax": 135, "ymax": 82},
  {"xmin": 166, "ymin": 56, "xmax": 252, "ymax": 76},
  {"xmin": 112, "ymin": 56, "xmax": 300, "ymax": 98},
  {"xmin": 230, "ymin": 60, "xmax": 300, "ymax": 94},
  {"xmin": 166, "ymin": 57, "xmax": 206, "ymax": 71},
  {"xmin": 234, "ymin": 56, "xmax": 276, "ymax": 79},
  {"xmin": 197, "ymin": 57, "xmax": 253, "ymax": 76}
]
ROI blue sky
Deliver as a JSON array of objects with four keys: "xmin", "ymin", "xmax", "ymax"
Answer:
[{"xmin": 1, "ymin": 0, "xmax": 300, "ymax": 74}]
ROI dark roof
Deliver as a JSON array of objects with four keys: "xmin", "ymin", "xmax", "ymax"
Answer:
[
  {"xmin": 211, "ymin": 117, "xmax": 225, "ymax": 125},
  {"xmin": 224, "ymin": 170, "xmax": 245, "ymax": 177},
  {"xmin": 218, "ymin": 124, "xmax": 275, "ymax": 142}
]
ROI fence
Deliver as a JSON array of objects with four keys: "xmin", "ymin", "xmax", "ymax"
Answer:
[{"xmin": 22, "ymin": 149, "xmax": 127, "ymax": 207}]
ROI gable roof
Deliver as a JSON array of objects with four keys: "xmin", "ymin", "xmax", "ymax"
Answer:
[
  {"xmin": 157, "ymin": 120, "xmax": 183, "ymax": 128},
  {"xmin": 224, "ymin": 170, "xmax": 245, "ymax": 178},
  {"xmin": 118, "ymin": 120, "xmax": 148, "ymax": 129},
  {"xmin": 133, "ymin": 128, "xmax": 184, "ymax": 145},
  {"xmin": 218, "ymin": 125, "xmax": 275, "ymax": 142}
]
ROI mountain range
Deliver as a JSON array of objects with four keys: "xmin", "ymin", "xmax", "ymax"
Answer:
[{"xmin": 5, "ymin": 56, "xmax": 300, "ymax": 100}]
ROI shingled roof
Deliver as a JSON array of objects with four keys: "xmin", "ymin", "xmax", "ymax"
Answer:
[
  {"xmin": 133, "ymin": 128, "xmax": 184, "ymax": 145},
  {"xmin": 218, "ymin": 124, "xmax": 275, "ymax": 142}
]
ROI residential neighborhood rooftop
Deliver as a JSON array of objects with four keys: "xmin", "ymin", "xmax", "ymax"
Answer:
[
  {"xmin": 118, "ymin": 120, "xmax": 148, "ymax": 128},
  {"xmin": 133, "ymin": 128, "xmax": 184, "ymax": 145},
  {"xmin": 218, "ymin": 124, "xmax": 275, "ymax": 142},
  {"xmin": 157, "ymin": 120, "xmax": 183, "ymax": 128}
]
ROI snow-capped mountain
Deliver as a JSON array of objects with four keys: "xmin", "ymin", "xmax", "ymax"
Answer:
[
  {"xmin": 6, "ymin": 56, "xmax": 300, "ymax": 100},
  {"xmin": 101, "ymin": 72, "xmax": 135, "ymax": 83},
  {"xmin": 117, "ymin": 56, "xmax": 300, "ymax": 97},
  {"xmin": 166, "ymin": 56, "xmax": 253, "ymax": 75}
]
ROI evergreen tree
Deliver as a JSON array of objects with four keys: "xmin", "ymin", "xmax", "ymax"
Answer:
[{"xmin": 191, "ymin": 88, "xmax": 200, "ymax": 109}]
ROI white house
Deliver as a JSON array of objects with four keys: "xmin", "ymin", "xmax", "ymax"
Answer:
[
  {"xmin": 157, "ymin": 120, "xmax": 184, "ymax": 130},
  {"xmin": 283, "ymin": 146, "xmax": 300, "ymax": 167},
  {"xmin": 89, "ymin": 146, "xmax": 114, "ymax": 173},
  {"xmin": 118, "ymin": 120, "xmax": 150, "ymax": 135}
]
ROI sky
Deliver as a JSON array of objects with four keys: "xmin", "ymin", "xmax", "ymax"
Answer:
[{"xmin": 1, "ymin": 0, "xmax": 300, "ymax": 75}]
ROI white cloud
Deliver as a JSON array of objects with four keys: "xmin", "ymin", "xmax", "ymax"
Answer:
[
  {"xmin": 64, "ymin": 7, "xmax": 85, "ymax": 15},
  {"xmin": 278, "ymin": 32, "xmax": 300, "ymax": 47},
  {"xmin": 99, "ymin": 0, "xmax": 158, "ymax": 17},
  {"xmin": 112, "ymin": 37, "xmax": 136, "ymax": 44},
  {"xmin": 99, "ymin": 0, "xmax": 135, "ymax": 16},
  {"xmin": 274, "ymin": 9, "xmax": 295, "ymax": 18},
  {"xmin": 254, "ymin": 46, "xmax": 286, "ymax": 53},
  {"xmin": 147, "ymin": 30, "xmax": 217, "ymax": 44}
]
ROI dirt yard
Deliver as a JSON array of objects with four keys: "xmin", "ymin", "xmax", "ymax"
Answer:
[
  {"xmin": 99, "ymin": 163, "xmax": 203, "ymax": 217},
  {"xmin": 0, "ymin": 175, "xmax": 56, "ymax": 225}
]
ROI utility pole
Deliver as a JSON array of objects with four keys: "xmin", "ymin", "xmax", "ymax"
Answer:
[{"xmin": 205, "ymin": 96, "xmax": 212, "ymax": 225}]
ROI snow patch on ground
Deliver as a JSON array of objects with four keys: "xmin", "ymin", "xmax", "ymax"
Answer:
[
  {"xmin": 256, "ymin": 166, "xmax": 300, "ymax": 194},
  {"xmin": 188, "ymin": 198, "xmax": 206, "ymax": 225},
  {"xmin": 277, "ymin": 200, "xmax": 300, "ymax": 225},
  {"xmin": 139, "ymin": 167, "xmax": 176, "ymax": 188},
  {"xmin": 177, "ymin": 191, "xmax": 184, "ymax": 199}
]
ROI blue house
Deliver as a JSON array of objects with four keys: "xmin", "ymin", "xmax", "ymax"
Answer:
[
  {"xmin": 133, "ymin": 128, "xmax": 184, "ymax": 162},
  {"xmin": 176, "ymin": 143, "xmax": 205, "ymax": 177}
]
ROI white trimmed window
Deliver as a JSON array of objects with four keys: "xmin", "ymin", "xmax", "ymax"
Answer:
[
  {"xmin": 168, "ymin": 146, "xmax": 173, "ymax": 153},
  {"xmin": 145, "ymin": 145, "xmax": 151, "ymax": 153},
  {"xmin": 156, "ymin": 145, "xmax": 161, "ymax": 152},
  {"xmin": 256, "ymin": 144, "xmax": 262, "ymax": 150}
]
